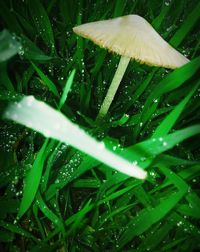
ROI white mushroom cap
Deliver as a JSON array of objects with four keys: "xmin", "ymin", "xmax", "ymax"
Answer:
[{"xmin": 73, "ymin": 15, "xmax": 189, "ymax": 69}]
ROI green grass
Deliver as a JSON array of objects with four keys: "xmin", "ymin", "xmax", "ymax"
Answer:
[{"xmin": 0, "ymin": 0, "xmax": 200, "ymax": 251}]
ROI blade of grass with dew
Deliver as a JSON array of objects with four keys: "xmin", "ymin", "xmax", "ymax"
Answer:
[
  {"xmin": 124, "ymin": 69, "xmax": 157, "ymax": 112},
  {"xmin": 140, "ymin": 56, "xmax": 200, "ymax": 124},
  {"xmin": 66, "ymin": 199, "xmax": 92, "ymax": 236},
  {"xmin": 28, "ymin": 0, "xmax": 55, "ymax": 53},
  {"xmin": 3, "ymin": 96, "xmax": 147, "ymax": 180},
  {"xmin": 21, "ymin": 66, "xmax": 35, "ymax": 92},
  {"xmin": 21, "ymin": 35, "xmax": 53, "ymax": 61},
  {"xmin": 72, "ymin": 178, "xmax": 101, "ymax": 188},
  {"xmin": 182, "ymin": 192, "xmax": 200, "ymax": 219},
  {"xmin": 32, "ymin": 204, "xmax": 46, "ymax": 240},
  {"xmin": 0, "ymin": 221, "xmax": 37, "ymax": 242},
  {"xmin": 58, "ymin": 69, "xmax": 76, "ymax": 109},
  {"xmin": 45, "ymin": 201, "xmax": 94, "ymax": 242},
  {"xmin": 150, "ymin": 165, "xmax": 200, "ymax": 195},
  {"xmin": 41, "ymin": 141, "xmax": 62, "ymax": 193},
  {"xmin": 158, "ymin": 165, "xmax": 189, "ymax": 191},
  {"xmin": 132, "ymin": 185, "xmax": 152, "ymax": 207},
  {"xmin": 155, "ymin": 154, "xmax": 198, "ymax": 167},
  {"xmin": 45, "ymin": 154, "xmax": 100, "ymax": 200},
  {"xmin": 152, "ymin": 0, "xmax": 174, "ymax": 30},
  {"xmin": 119, "ymin": 189, "xmax": 187, "ymax": 250},
  {"xmin": 17, "ymin": 139, "xmax": 48, "ymax": 219},
  {"xmin": 74, "ymin": 13, "xmax": 84, "ymax": 69},
  {"xmin": 45, "ymin": 182, "xmax": 142, "ymax": 240},
  {"xmin": 118, "ymin": 165, "xmax": 189, "ymax": 249},
  {"xmin": 137, "ymin": 218, "xmax": 174, "ymax": 252},
  {"xmin": 153, "ymin": 79, "xmax": 200, "ymax": 137},
  {"xmin": 97, "ymin": 182, "xmax": 142, "ymax": 206},
  {"xmin": 59, "ymin": 0, "xmax": 72, "ymax": 26},
  {"xmin": 98, "ymin": 203, "xmax": 135, "ymax": 227},
  {"xmin": 123, "ymin": 107, "xmax": 173, "ymax": 127},
  {"xmin": 90, "ymin": 50, "xmax": 107, "ymax": 77},
  {"xmin": 31, "ymin": 62, "xmax": 59, "ymax": 97},
  {"xmin": 105, "ymin": 124, "xmax": 200, "ymax": 168},
  {"xmin": 177, "ymin": 203, "xmax": 200, "ymax": 219},
  {"xmin": 79, "ymin": 77, "xmax": 92, "ymax": 114},
  {"xmin": 170, "ymin": 1, "xmax": 200, "ymax": 47},
  {"xmin": 36, "ymin": 192, "xmax": 65, "ymax": 231}
]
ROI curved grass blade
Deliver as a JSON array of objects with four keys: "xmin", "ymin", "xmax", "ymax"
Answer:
[
  {"xmin": 170, "ymin": 1, "xmax": 200, "ymax": 47},
  {"xmin": 118, "ymin": 165, "xmax": 189, "ymax": 250},
  {"xmin": 36, "ymin": 192, "xmax": 64, "ymax": 230},
  {"xmin": 58, "ymin": 69, "xmax": 76, "ymax": 109},
  {"xmin": 28, "ymin": 0, "xmax": 55, "ymax": 52},
  {"xmin": 3, "ymin": 96, "xmax": 146, "ymax": 180},
  {"xmin": 141, "ymin": 56, "xmax": 200, "ymax": 121},
  {"xmin": 21, "ymin": 35, "xmax": 53, "ymax": 61},
  {"xmin": 45, "ymin": 154, "xmax": 100, "ymax": 200},
  {"xmin": 106, "ymin": 125, "xmax": 200, "ymax": 168},
  {"xmin": 0, "ymin": 220, "xmax": 37, "ymax": 242},
  {"xmin": 153, "ymin": 79, "xmax": 200, "ymax": 137},
  {"xmin": 17, "ymin": 139, "xmax": 48, "ymax": 219},
  {"xmin": 152, "ymin": 0, "xmax": 174, "ymax": 30},
  {"xmin": 31, "ymin": 62, "xmax": 59, "ymax": 97},
  {"xmin": 118, "ymin": 189, "xmax": 187, "ymax": 249}
]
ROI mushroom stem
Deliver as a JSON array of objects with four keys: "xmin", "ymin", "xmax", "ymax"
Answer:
[{"xmin": 96, "ymin": 55, "xmax": 130, "ymax": 121}]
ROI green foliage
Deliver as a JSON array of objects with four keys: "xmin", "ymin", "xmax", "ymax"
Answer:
[{"xmin": 0, "ymin": 0, "xmax": 200, "ymax": 251}]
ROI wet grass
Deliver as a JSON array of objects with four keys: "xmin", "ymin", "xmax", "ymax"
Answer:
[{"xmin": 0, "ymin": 0, "xmax": 200, "ymax": 251}]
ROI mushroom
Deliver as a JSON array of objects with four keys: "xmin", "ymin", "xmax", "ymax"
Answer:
[{"xmin": 73, "ymin": 15, "xmax": 189, "ymax": 121}]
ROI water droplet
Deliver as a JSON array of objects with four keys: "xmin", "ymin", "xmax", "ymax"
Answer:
[{"xmin": 163, "ymin": 142, "xmax": 167, "ymax": 146}]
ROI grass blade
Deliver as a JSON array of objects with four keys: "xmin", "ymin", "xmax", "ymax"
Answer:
[
  {"xmin": 58, "ymin": 69, "xmax": 76, "ymax": 109},
  {"xmin": 170, "ymin": 1, "xmax": 200, "ymax": 47},
  {"xmin": 141, "ymin": 56, "xmax": 200, "ymax": 122},
  {"xmin": 31, "ymin": 62, "xmax": 59, "ymax": 97},
  {"xmin": 119, "ymin": 165, "xmax": 189, "ymax": 249},
  {"xmin": 17, "ymin": 139, "xmax": 48, "ymax": 219},
  {"xmin": 4, "ymin": 96, "xmax": 147, "ymax": 179},
  {"xmin": 153, "ymin": 79, "xmax": 200, "ymax": 137},
  {"xmin": 28, "ymin": 0, "xmax": 55, "ymax": 52}
]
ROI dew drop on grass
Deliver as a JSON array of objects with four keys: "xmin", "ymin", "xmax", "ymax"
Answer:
[
  {"xmin": 177, "ymin": 221, "xmax": 183, "ymax": 226},
  {"xmin": 150, "ymin": 170, "xmax": 156, "ymax": 178},
  {"xmin": 140, "ymin": 157, "xmax": 146, "ymax": 162},
  {"xmin": 113, "ymin": 146, "xmax": 117, "ymax": 151},
  {"xmin": 165, "ymin": 0, "xmax": 170, "ymax": 6},
  {"xmin": 18, "ymin": 46, "xmax": 24, "ymax": 56},
  {"xmin": 163, "ymin": 141, "xmax": 167, "ymax": 146}
]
